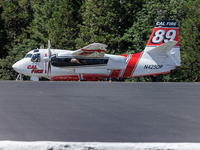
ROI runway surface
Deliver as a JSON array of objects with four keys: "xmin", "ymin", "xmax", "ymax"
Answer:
[{"xmin": 0, "ymin": 81, "xmax": 200, "ymax": 142}]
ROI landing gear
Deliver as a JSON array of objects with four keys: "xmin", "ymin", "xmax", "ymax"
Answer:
[
  {"xmin": 16, "ymin": 73, "xmax": 23, "ymax": 81},
  {"xmin": 78, "ymin": 74, "xmax": 86, "ymax": 81}
]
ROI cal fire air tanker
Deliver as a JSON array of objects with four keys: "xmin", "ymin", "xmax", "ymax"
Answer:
[{"xmin": 12, "ymin": 20, "xmax": 180, "ymax": 81}]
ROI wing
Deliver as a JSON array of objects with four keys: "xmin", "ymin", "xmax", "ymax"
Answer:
[{"xmin": 72, "ymin": 43, "xmax": 107, "ymax": 58}]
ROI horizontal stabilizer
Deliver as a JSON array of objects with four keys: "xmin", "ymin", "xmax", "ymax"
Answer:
[{"xmin": 147, "ymin": 41, "xmax": 178, "ymax": 54}]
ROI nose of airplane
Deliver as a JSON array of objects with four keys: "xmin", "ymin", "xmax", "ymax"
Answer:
[
  {"xmin": 12, "ymin": 62, "xmax": 20, "ymax": 72},
  {"xmin": 12, "ymin": 60, "xmax": 23, "ymax": 73}
]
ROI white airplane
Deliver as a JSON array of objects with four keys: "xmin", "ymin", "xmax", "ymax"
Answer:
[{"xmin": 12, "ymin": 19, "xmax": 180, "ymax": 81}]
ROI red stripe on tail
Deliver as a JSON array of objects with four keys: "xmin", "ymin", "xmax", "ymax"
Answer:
[
  {"xmin": 147, "ymin": 28, "xmax": 179, "ymax": 47},
  {"xmin": 146, "ymin": 20, "xmax": 179, "ymax": 47}
]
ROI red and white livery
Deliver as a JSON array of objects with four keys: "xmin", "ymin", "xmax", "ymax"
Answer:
[{"xmin": 12, "ymin": 20, "xmax": 180, "ymax": 81}]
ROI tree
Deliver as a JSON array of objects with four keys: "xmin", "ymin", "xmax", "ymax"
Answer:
[
  {"xmin": 0, "ymin": 6, "xmax": 9, "ymax": 58},
  {"xmin": 30, "ymin": 0, "xmax": 61, "ymax": 46},
  {"xmin": 0, "ymin": 0, "xmax": 33, "ymax": 44},
  {"xmin": 76, "ymin": 0, "xmax": 122, "ymax": 53},
  {"xmin": 118, "ymin": 0, "xmax": 144, "ymax": 53},
  {"xmin": 49, "ymin": 0, "xmax": 82, "ymax": 50},
  {"xmin": 179, "ymin": 0, "xmax": 200, "ymax": 82}
]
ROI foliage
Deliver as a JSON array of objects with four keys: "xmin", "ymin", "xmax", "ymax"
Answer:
[
  {"xmin": 49, "ymin": 0, "xmax": 82, "ymax": 50},
  {"xmin": 76, "ymin": 0, "xmax": 122, "ymax": 54},
  {"xmin": 29, "ymin": 0, "xmax": 61, "ymax": 45},
  {"xmin": 179, "ymin": 0, "xmax": 200, "ymax": 82},
  {"xmin": 0, "ymin": 7, "xmax": 8, "ymax": 58},
  {"xmin": 0, "ymin": 0, "xmax": 33, "ymax": 44}
]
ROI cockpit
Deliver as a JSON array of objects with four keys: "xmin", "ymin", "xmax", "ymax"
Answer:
[
  {"xmin": 31, "ymin": 53, "xmax": 40, "ymax": 62},
  {"xmin": 25, "ymin": 50, "xmax": 40, "ymax": 62}
]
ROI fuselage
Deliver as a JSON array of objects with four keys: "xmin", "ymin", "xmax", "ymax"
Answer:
[
  {"xmin": 12, "ymin": 49, "xmax": 127, "ymax": 81},
  {"xmin": 12, "ymin": 48, "xmax": 172, "ymax": 81}
]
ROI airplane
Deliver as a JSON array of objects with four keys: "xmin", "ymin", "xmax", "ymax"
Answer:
[{"xmin": 12, "ymin": 19, "xmax": 180, "ymax": 81}]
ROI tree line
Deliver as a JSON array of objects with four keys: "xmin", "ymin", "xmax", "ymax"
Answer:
[{"xmin": 0, "ymin": 0, "xmax": 199, "ymax": 82}]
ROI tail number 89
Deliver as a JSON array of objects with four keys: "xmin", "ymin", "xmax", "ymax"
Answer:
[{"xmin": 151, "ymin": 29, "xmax": 176, "ymax": 44}]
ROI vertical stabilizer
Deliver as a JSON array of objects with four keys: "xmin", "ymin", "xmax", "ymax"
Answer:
[
  {"xmin": 145, "ymin": 19, "xmax": 180, "ymax": 66},
  {"xmin": 132, "ymin": 20, "xmax": 180, "ymax": 77}
]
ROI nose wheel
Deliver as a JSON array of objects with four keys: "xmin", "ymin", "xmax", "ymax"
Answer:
[
  {"xmin": 78, "ymin": 74, "xmax": 86, "ymax": 81},
  {"xmin": 16, "ymin": 73, "xmax": 23, "ymax": 81}
]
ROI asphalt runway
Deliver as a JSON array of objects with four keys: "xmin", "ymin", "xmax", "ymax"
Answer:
[{"xmin": 0, "ymin": 81, "xmax": 200, "ymax": 142}]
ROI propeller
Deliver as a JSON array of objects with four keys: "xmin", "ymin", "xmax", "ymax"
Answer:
[
  {"xmin": 47, "ymin": 40, "xmax": 51, "ymax": 76},
  {"xmin": 43, "ymin": 40, "xmax": 52, "ymax": 76}
]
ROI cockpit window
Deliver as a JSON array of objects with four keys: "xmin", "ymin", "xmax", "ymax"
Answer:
[
  {"xmin": 25, "ymin": 54, "xmax": 32, "ymax": 58},
  {"xmin": 31, "ymin": 53, "xmax": 40, "ymax": 62}
]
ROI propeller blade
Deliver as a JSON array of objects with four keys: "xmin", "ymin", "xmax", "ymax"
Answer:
[
  {"xmin": 46, "ymin": 40, "xmax": 52, "ymax": 77},
  {"xmin": 42, "ymin": 40, "xmax": 52, "ymax": 65},
  {"xmin": 47, "ymin": 61, "xmax": 51, "ymax": 76},
  {"xmin": 48, "ymin": 40, "xmax": 51, "ymax": 57}
]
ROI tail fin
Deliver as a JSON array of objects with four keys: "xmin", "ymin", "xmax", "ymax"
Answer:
[
  {"xmin": 132, "ymin": 20, "xmax": 180, "ymax": 77},
  {"xmin": 145, "ymin": 19, "xmax": 180, "ymax": 66}
]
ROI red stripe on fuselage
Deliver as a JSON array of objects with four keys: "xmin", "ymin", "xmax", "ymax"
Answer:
[
  {"xmin": 51, "ymin": 74, "xmax": 109, "ymax": 81},
  {"xmin": 109, "ymin": 54, "xmax": 128, "ymax": 78},
  {"xmin": 110, "ymin": 70, "xmax": 121, "ymax": 77},
  {"xmin": 121, "ymin": 52, "xmax": 142, "ymax": 77}
]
